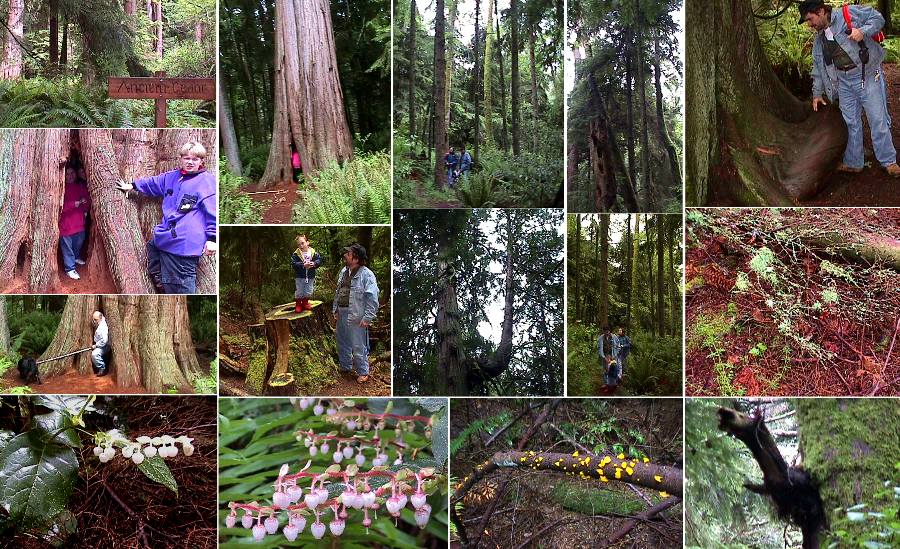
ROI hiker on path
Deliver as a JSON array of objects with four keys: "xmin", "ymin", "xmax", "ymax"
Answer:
[
  {"xmin": 116, "ymin": 141, "xmax": 218, "ymax": 293},
  {"xmin": 597, "ymin": 325, "xmax": 620, "ymax": 387},
  {"xmin": 291, "ymin": 234, "xmax": 322, "ymax": 312},
  {"xmin": 91, "ymin": 311, "xmax": 110, "ymax": 377},
  {"xmin": 59, "ymin": 166, "xmax": 91, "ymax": 280},
  {"xmin": 616, "ymin": 327, "xmax": 632, "ymax": 383},
  {"xmin": 802, "ymin": 0, "xmax": 900, "ymax": 177},
  {"xmin": 332, "ymin": 243, "xmax": 379, "ymax": 385},
  {"xmin": 445, "ymin": 147, "xmax": 459, "ymax": 188},
  {"xmin": 458, "ymin": 145, "xmax": 473, "ymax": 184}
]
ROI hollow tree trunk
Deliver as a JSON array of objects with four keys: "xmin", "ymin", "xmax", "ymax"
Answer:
[
  {"xmin": 0, "ymin": 0, "xmax": 24, "ymax": 79},
  {"xmin": 408, "ymin": 0, "xmax": 417, "ymax": 142},
  {"xmin": 219, "ymin": 74, "xmax": 243, "ymax": 176},
  {"xmin": 260, "ymin": 0, "xmax": 354, "ymax": 188},
  {"xmin": 483, "ymin": 0, "xmax": 495, "ymax": 147},
  {"xmin": 509, "ymin": 0, "xmax": 521, "ymax": 156},
  {"xmin": 38, "ymin": 295, "xmax": 203, "ymax": 392},
  {"xmin": 686, "ymin": 0, "xmax": 846, "ymax": 206},
  {"xmin": 433, "ymin": 0, "xmax": 448, "ymax": 190},
  {"xmin": 588, "ymin": 74, "xmax": 618, "ymax": 211}
]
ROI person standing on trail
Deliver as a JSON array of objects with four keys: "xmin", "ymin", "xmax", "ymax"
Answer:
[
  {"xmin": 291, "ymin": 234, "xmax": 322, "ymax": 313},
  {"xmin": 802, "ymin": 0, "xmax": 900, "ymax": 177},
  {"xmin": 616, "ymin": 327, "xmax": 632, "ymax": 383},
  {"xmin": 444, "ymin": 147, "xmax": 459, "ymax": 188},
  {"xmin": 91, "ymin": 311, "xmax": 110, "ymax": 377},
  {"xmin": 332, "ymin": 243, "xmax": 379, "ymax": 385},
  {"xmin": 116, "ymin": 142, "xmax": 218, "ymax": 294},
  {"xmin": 597, "ymin": 325, "xmax": 620, "ymax": 387},
  {"xmin": 59, "ymin": 165, "xmax": 91, "ymax": 280},
  {"xmin": 458, "ymin": 145, "xmax": 473, "ymax": 184}
]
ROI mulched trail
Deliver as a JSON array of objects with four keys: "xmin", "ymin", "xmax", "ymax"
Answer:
[
  {"xmin": 685, "ymin": 209, "xmax": 900, "ymax": 396},
  {"xmin": 0, "ymin": 265, "xmax": 117, "ymax": 294},
  {"xmin": 801, "ymin": 63, "xmax": 900, "ymax": 206},
  {"xmin": 241, "ymin": 179, "xmax": 301, "ymax": 224},
  {"xmin": 2, "ymin": 367, "xmax": 147, "ymax": 394},
  {"xmin": 409, "ymin": 175, "xmax": 462, "ymax": 209}
]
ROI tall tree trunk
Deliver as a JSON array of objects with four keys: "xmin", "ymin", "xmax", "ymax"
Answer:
[
  {"xmin": 625, "ymin": 30, "xmax": 637, "ymax": 194},
  {"xmin": 435, "ymin": 211, "xmax": 469, "ymax": 394},
  {"xmin": 433, "ymin": 0, "xmax": 448, "ymax": 189},
  {"xmin": 241, "ymin": 240, "xmax": 264, "ymax": 324},
  {"xmin": 407, "ymin": 0, "xmax": 417, "ymax": 143},
  {"xmin": 483, "ymin": 0, "xmax": 495, "ymax": 147},
  {"xmin": 646, "ymin": 215, "xmax": 654, "ymax": 335},
  {"xmin": 599, "ymin": 215, "xmax": 609, "ymax": 328},
  {"xmin": 574, "ymin": 214, "xmax": 581, "ymax": 321},
  {"xmin": 60, "ymin": 17, "xmax": 68, "ymax": 67},
  {"xmin": 219, "ymin": 74, "xmax": 243, "ymax": 176},
  {"xmin": 529, "ymin": 25, "xmax": 539, "ymax": 154},
  {"xmin": 496, "ymin": 4, "xmax": 509, "ymax": 154},
  {"xmin": 49, "ymin": 0, "xmax": 59, "ymax": 71},
  {"xmin": 445, "ymin": 1, "xmax": 458, "ymax": 132},
  {"xmin": 195, "ymin": 21, "xmax": 205, "ymax": 43},
  {"xmin": 153, "ymin": 0, "xmax": 164, "ymax": 59},
  {"xmin": 509, "ymin": 0, "xmax": 521, "ymax": 156},
  {"xmin": 356, "ymin": 226, "xmax": 373, "ymax": 260},
  {"xmin": 656, "ymin": 215, "xmax": 665, "ymax": 336},
  {"xmin": 630, "ymin": 215, "xmax": 640, "ymax": 330},
  {"xmin": 636, "ymin": 26, "xmax": 655, "ymax": 211},
  {"xmin": 473, "ymin": 0, "xmax": 481, "ymax": 164},
  {"xmin": 124, "ymin": 0, "xmax": 136, "ymax": 15},
  {"xmin": 685, "ymin": 0, "xmax": 845, "ymax": 206},
  {"xmin": 0, "ymin": 0, "xmax": 25, "ymax": 79},
  {"xmin": 260, "ymin": 0, "xmax": 354, "ymax": 188},
  {"xmin": 0, "ymin": 296, "xmax": 8, "ymax": 353},
  {"xmin": 38, "ymin": 295, "xmax": 203, "ymax": 393},
  {"xmin": 588, "ymin": 74, "xmax": 618, "ymax": 211},
  {"xmin": 625, "ymin": 215, "xmax": 633, "ymax": 329},
  {"xmin": 668, "ymin": 216, "xmax": 677, "ymax": 336},
  {"xmin": 881, "ymin": 0, "xmax": 893, "ymax": 34}
]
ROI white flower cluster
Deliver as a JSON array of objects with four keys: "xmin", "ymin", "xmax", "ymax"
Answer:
[{"xmin": 93, "ymin": 431, "xmax": 195, "ymax": 465}]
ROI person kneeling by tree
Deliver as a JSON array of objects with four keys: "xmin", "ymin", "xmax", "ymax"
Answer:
[
  {"xmin": 291, "ymin": 234, "xmax": 322, "ymax": 312},
  {"xmin": 116, "ymin": 142, "xmax": 218, "ymax": 293},
  {"xmin": 332, "ymin": 244, "xmax": 379, "ymax": 384},
  {"xmin": 91, "ymin": 311, "xmax": 110, "ymax": 377}
]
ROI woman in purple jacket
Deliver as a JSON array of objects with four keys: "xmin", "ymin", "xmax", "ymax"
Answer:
[{"xmin": 116, "ymin": 142, "xmax": 218, "ymax": 294}]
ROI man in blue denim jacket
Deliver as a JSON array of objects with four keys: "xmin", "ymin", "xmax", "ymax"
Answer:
[
  {"xmin": 332, "ymin": 243, "xmax": 380, "ymax": 384},
  {"xmin": 802, "ymin": 0, "xmax": 900, "ymax": 176}
]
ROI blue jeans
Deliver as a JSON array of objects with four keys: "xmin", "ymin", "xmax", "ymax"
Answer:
[
  {"xmin": 605, "ymin": 361, "xmax": 620, "ymax": 386},
  {"xmin": 91, "ymin": 346, "xmax": 109, "ymax": 374},
  {"xmin": 837, "ymin": 65, "xmax": 897, "ymax": 168},
  {"xmin": 336, "ymin": 307, "xmax": 369, "ymax": 376},
  {"xmin": 60, "ymin": 231, "xmax": 86, "ymax": 272},
  {"xmin": 147, "ymin": 240, "xmax": 199, "ymax": 294},
  {"xmin": 295, "ymin": 278, "xmax": 315, "ymax": 299}
]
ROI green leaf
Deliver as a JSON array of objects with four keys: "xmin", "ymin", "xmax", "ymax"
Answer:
[
  {"xmin": 431, "ymin": 407, "xmax": 449, "ymax": 470},
  {"xmin": 137, "ymin": 455, "xmax": 178, "ymax": 494},
  {"xmin": 33, "ymin": 395, "xmax": 96, "ymax": 416},
  {"xmin": 0, "ymin": 431, "xmax": 78, "ymax": 529},
  {"xmin": 33, "ymin": 412, "xmax": 81, "ymax": 449}
]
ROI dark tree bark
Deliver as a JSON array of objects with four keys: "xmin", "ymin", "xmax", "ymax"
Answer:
[
  {"xmin": 496, "ymin": 3, "xmax": 510, "ymax": 153},
  {"xmin": 219, "ymin": 74, "xmax": 244, "ymax": 176},
  {"xmin": 625, "ymin": 215, "xmax": 633, "ymax": 329},
  {"xmin": 588, "ymin": 74, "xmax": 618, "ymax": 211},
  {"xmin": 60, "ymin": 17, "xmax": 68, "ymax": 67},
  {"xmin": 49, "ymin": 0, "xmax": 60, "ymax": 70},
  {"xmin": 646, "ymin": 215, "xmax": 654, "ymax": 335},
  {"xmin": 509, "ymin": 0, "xmax": 521, "ymax": 156},
  {"xmin": 260, "ymin": 0, "xmax": 354, "ymax": 187},
  {"xmin": 0, "ymin": 296, "xmax": 8, "ymax": 353},
  {"xmin": 625, "ymin": 30, "xmax": 637, "ymax": 188},
  {"xmin": 408, "ymin": 0, "xmax": 417, "ymax": 143},
  {"xmin": 880, "ymin": 0, "xmax": 893, "ymax": 34},
  {"xmin": 574, "ymin": 214, "xmax": 581, "ymax": 321},
  {"xmin": 686, "ymin": 0, "xmax": 846, "ymax": 206},
  {"xmin": 656, "ymin": 215, "xmax": 665, "ymax": 335},
  {"xmin": 668, "ymin": 216, "xmax": 677, "ymax": 336},
  {"xmin": 39, "ymin": 295, "xmax": 203, "ymax": 393},
  {"xmin": 653, "ymin": 30, "xmax": 682, "ymax": 196},
  {"xmin": 599, "ymin": 215, "xmax": 609, "ymax": 328},
  {"xmin": 445, "ymin": 1, "xmax": 458, "ymax": 132},
  {"xmin": 483, "ymin": 0, "xmax": 495, "ymax": 147},
  {"xmin": 473, "ymin": 0, "xmax": 481, "ymax": 164},
  {"xmin": 529, "ymin": 21, "xmax": 539, "ymax": 154},
  {"xmin": 636, "ymin": 26, "xmax": 656, "ymax": 211},
  {"xmin": 630, "ymin": 215, "xmax": 640, "ymax": 329},
  {"xmin": 433, "ymin": 0, "xmax": 449, "ymax": 189},
  {"xmin": 435, "ymin": 212, "xmax": 470, "ymax": 395}
]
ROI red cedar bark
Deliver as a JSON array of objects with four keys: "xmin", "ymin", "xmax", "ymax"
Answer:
[
  {"xmin": 219, "ymin": 74, "xmax": 244, "ymax": 175},
  {"xmin": 0, "ymin": 296, "xmax": 9, "ymax": 352},
  {"xmin": 432, "ymin": 0, "xmax": 448, "ymax": 189},
  {"xmin": 260, "ymin": 0, "xmax": 353, "ymax": 187},
  {"xmin": 588, "ymin": 74, "xmax": 617, "ymax": 211},
  {"xmin": 124, "ymin": 0, "xmax": 136, "ymax": 16},
  {"xmin": 39, "ymin": 295, "xmax": 98, "ymax": 378},
  {"xmin": 0, "ymin": 0, "xmax": 24, "ymax": 79},
  {"xmin": 29, "ymin": 131, "xmax": 69, "ymax": 293}
]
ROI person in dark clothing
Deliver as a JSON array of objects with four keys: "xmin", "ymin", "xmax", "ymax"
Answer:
[
  {"xmin": 290, "ymin": 234, "xmax": 323, "ymax": 312},
  {"xmin": 445, "ymin": 147, "xmax": 459, "ymax": 188}
]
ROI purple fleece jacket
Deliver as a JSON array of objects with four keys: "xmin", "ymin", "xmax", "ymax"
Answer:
[{"xmin": 133, "ymin": 168, "xmax": 217, "ymax": 257}]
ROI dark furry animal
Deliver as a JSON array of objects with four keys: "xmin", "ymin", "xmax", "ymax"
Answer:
[{"xmin": 16, "ymin": 358, "xmax": 41, "ymax": 385}]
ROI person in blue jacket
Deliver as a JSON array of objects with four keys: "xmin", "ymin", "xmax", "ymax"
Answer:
[
  {"xmin": 445, "ymin": 147, "xmax": 459, "ymax": 188},
  {"xmin": 291, "ymin": 233, "xmax": 323, "ymax": 312},
  {"xmin": 597, "ymin": 325, "xmax": 621, "ymax": 387},
  {"xmin": 116, "ymin": 141, "xmax": 217, "ymax": 294},
  {"xmin": 616, "ymin": 327, "xmax": 632, "ymax": 382},
  {"xmin": 458, "ymin": 145, "xmax": 473, "ymax": 184},
  {"xmin": 332, "ymin": 244, "xmax": 379, "ymax": 384}
]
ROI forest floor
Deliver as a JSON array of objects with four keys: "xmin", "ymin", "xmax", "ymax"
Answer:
[
  {"xmin": 219, "ymin": 312, "xmax": 391, "ymax": 397},
  {"xmin": 685, "ymin": 209, "xmax": 900, "ymax": 396},
  {"xmin": 242, "ymin": 179, "xmax": 300, "ymax": 223},
  {"xmin": 800, "ymin": 64, "xmax": 900, "ymax": 206},
  {"xmin": 404, "ymin": 172, "xmax": 462, "ymax": 209},
  {"xmin": 1, "ymin": 367, "xmax": 148, "ymax": 394},
  {"xmin": 0, "ymin": 263, "xmax": 117, "ymax": 294},
  {"xmin": 451, "ymin": 399, "xmax": 683, "ymax": 548}
]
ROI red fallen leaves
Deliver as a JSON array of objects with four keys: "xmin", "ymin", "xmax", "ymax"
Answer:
[{"xmin": 735, "ymin": 366, "xmax": 763, "ymax": 395}]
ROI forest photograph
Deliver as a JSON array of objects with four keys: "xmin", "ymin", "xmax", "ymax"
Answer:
[
  {"xmin": 686, "ymin": 398, "xmax": 900, "ymax": 549},
  {"xmin": 218, "ymin": 226, "xmax": 391, "ymax": 397},
  {"xmin": 0, "ymin": 295, "xmax": 217, "ymax": 395},
  {"xmin": 685, "ymin": 208, "xmax": 900, "ymax": 397},
  {"xmin": 450, "ymin": 398, "xmax": 683, "ymax": 548},
  {"xmin": 219, "ymin": 0, "xmax": 391, "ymax": 225},
  {"xmin": 0, "ymin": 128, "xmax": 217, "ymax": 295},
  {"xmin": 393, "ymin": 0, "xmax": 564, "ymax": 209},
  {"xmin": 393, "ymin": 209, "xmax": 564, "ymax": 396},
  {"xmin": 218, "ymin": 397, "xmax": 448, "ymax": 548},
  {"xmin": 0, "ymin": 395, "xmax": 217, "ymax": 547},
  {"xmin": 567, "ymin": 214, "xmax": 683, "ymax": 397},
  {"xmin": 687, "ymin": 0, "xmax": 900, "ymax": 207},
  {"xmin": 0, "ymin": 0, "xmax": 215, "ymax": 128},
  {"xmin": 567, "ymin": 0, "xmax": 683, "ymax": 213}
]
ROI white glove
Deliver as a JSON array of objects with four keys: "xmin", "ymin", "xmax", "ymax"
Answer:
[
  {"xmin": 203, "ymin": 241, "xmax": 218, "ymax": 256},
  {"xmin": 116, "ymin": 180, "xmax": 133, "ymax": 192}
]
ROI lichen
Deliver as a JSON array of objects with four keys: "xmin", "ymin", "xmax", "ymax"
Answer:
[
  {"xmin": 245, "ymin": 350, "xmax": 267, "ymax": 395},
  {"xmin": 288, "ymin": 335, "xmax": 339, "ymax": 394}
]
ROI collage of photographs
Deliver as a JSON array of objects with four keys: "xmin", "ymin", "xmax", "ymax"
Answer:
[{"xmin": 0, "ymin": 0, "xmax": 897, "ymax": 548}]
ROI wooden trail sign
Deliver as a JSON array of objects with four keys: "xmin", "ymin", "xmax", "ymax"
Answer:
[{"xmin": 108, "ymin": 71, "xmax": 215, "ymax": 127}]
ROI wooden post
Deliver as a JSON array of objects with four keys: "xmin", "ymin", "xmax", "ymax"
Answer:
[
  {"xmin": 155, "ymin": 71, "xmax": 167, "ymax": 128},
  {"xmin": 107, "ymin": 73, "xmax": 214, "ymax": 128}
]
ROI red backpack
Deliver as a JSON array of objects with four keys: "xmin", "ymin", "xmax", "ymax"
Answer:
[{"xmin": 843, "ymin": 4, "xmax": 886, "ymax": 43}]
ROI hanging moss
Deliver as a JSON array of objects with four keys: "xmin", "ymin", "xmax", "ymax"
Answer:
[
  {"xmin": 245, "ymin": 350, "xmax": 268, "ymax": 394},
  {"xmin": 795, "ymin": 399, "xmax": 900, "ymax": 540},
  {"xmin": 288, "ymin": 335, "xmax": 338, "ymax": 394}
]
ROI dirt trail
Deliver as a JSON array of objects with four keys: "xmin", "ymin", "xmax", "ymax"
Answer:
[
  {"xmin": 2, "ymin": 367, "xmax": 147, "ymax": 394},
  {"xmin": 242, "ymin": 179, "xmax": 301, "ymax": 224},
  {"xmin": 802, "ymin": 63, "xmax": 900, "ymax": 206},
  {"xmin": 409, "ymin": 174, "xmax": 462, "ymax": 209},
  {"xmin": 0, "ymin": 264, "xmax": 117, "ymax": 294}
]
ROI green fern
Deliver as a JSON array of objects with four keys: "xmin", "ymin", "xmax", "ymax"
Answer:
[
  {"xmin": 293, "ymin": 150, "xmax": 390, "ymax": 224},
  {"xmin": 449, "ymin": 411, "xmax": 512, "ymax": 456}
]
